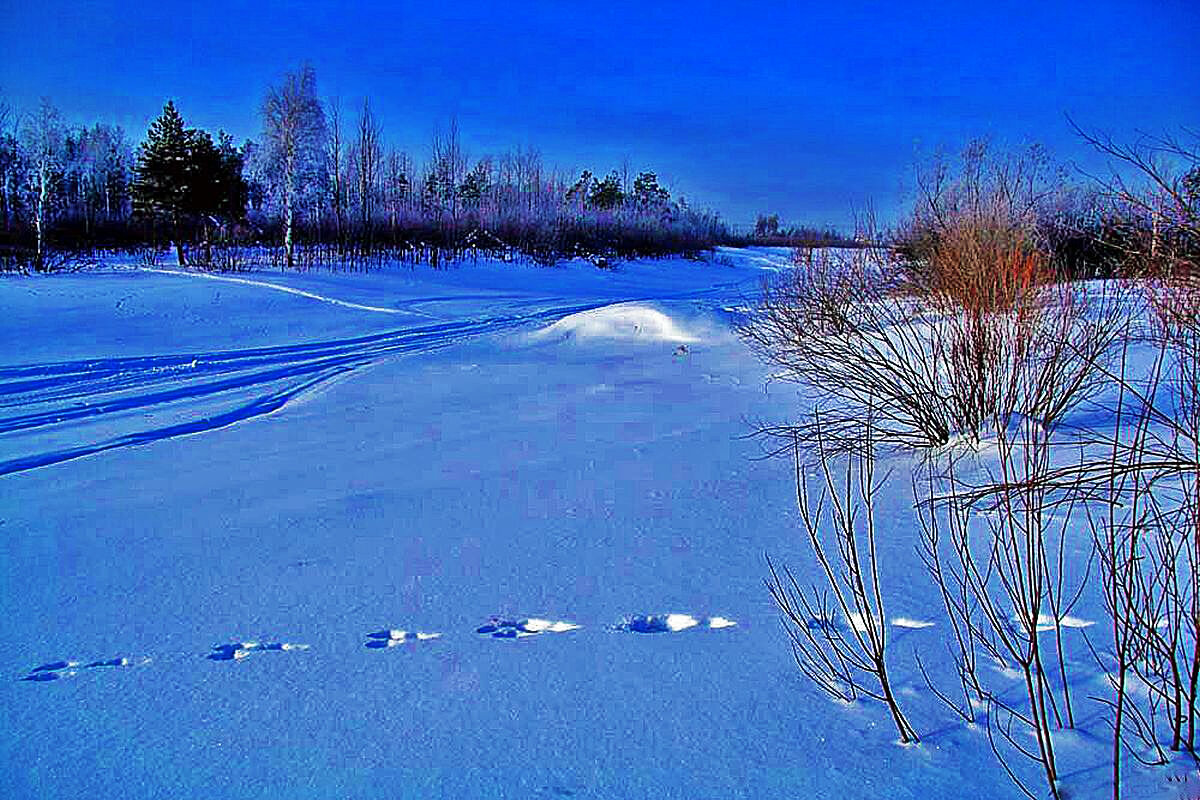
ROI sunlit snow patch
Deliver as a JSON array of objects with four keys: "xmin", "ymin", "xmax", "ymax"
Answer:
[
  {"xmin": 365, "ymin": 629, "xmax": 444, "ymax": 648},
  {"xmin": 615, "ymin": 613, "xmax": 736, "ymax": 633},
  {"xmin": 476, "ymin": 617, "xmax": 581, "ymax": 639},
  {"xmin": 891, "ymin": 617, "xmax": 936, "ymax": 629},
  {"xmin": 532, "ymin": 303, "xmax": 699, "ymax": 344}
]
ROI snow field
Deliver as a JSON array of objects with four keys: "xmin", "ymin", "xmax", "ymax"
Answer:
[{"xmin": 0, "ymin": 249, "xmax": 1183, "ymax": 800}]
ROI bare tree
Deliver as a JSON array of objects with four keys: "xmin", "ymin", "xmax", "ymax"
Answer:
[
  {"xmin": 353, "ymin": 97, "xmax": 382, "ymax": 241},
  {"xmin": 0, "ymin": 92, "xmax": 18, "ymax": 233},
  {"xmin": 325, "ymin": 96, "xmax": 346, "ymax": 250},
  {"xmin": 19, "ymin": 98, "xmax": 64, "ymax": 270},
  {"xmin": 261, "ymin": 63, "xmax": 326, "ymax": 269}
]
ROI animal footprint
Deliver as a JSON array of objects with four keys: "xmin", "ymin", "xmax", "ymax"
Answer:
[
  {"xmin": 614, "ymin": 613, "xmax": 737, "ymax": 633},
  {"xmin": 22, "ymin": 655, "xmax": 145, "ymax": 682},
  {"xmin": 208, "ymin": 641, "xmax": 309, "ymax": 662},
  {"xmin": 365, "ymin": 629, "xmax": 443, "ymax": 649},
  {"xmin": 891, "ymin": 617, "xmax": 936, "ymax": 630},
  {"xmin": 476, "ymin": 617, "xmax": 582, "ymax": 639}
]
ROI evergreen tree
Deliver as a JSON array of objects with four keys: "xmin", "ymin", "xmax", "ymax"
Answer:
[
  {"xmin": 134, "ymin": 101, "xmax": 246, "ymax": 265},
  {"xmin": 565, "ymin": 170, "xmax": 594, "ymax": 208},
  {"xmin": 459, "ymin": 159, "xmax": 491, "ymax": 211},
  {"xmin": 632, "ymin": 171, "xmax": 670, "ymax": 209},
  {"xmin": 589, "ymin": 171, "xmax": 624, "ymax": 210}
]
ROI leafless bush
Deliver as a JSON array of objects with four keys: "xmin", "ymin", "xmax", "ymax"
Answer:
[
  {"xmin": 765, "ymin": 419, "xmax": 920, "ymax": 744},
  {"xmin": 739, "ymin": 236, "xmax": 1121, "ymax": 454},
  {"xmin": 899, "ymin": 139, "xmax": 1066, "ymax": 292},
  {"xmin": 917, "ymin": 413, "xmax": 1092, "ymax": 800}
]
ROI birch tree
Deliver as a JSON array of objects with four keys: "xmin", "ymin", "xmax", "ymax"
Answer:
[
  {"xmin": 261, "ymin": 64, "xmax": 325, "ymax": 268},
  {"xmin": 19, "ymin": 98, "xmax": 64, "ymax": 270}
]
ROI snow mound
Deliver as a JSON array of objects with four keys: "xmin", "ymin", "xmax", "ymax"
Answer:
[{"xmin": 533, "ymin": 303, "xmax": 699, "ymax": 344}]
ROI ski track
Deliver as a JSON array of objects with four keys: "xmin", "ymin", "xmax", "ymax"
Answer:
[
  {"xmin": 0, "ymin": 300, "xmax": 606, "ymax": 477},
  {"xmin": 0, "ymin": 256, "xmax": 771, "ymax": 478},
  {"xmin": 135, "ymin": 267, "xmax": 438, "ymax": 317}
]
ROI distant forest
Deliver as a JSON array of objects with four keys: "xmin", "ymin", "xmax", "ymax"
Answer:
[{"xmin": 0, "ymin": 65, "xmax": 853, "ymax": 273}]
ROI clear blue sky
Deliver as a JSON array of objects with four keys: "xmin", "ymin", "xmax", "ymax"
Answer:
[{"xmin": 1, "ymin": 0, "xmax": 1196, "ymax": 228}]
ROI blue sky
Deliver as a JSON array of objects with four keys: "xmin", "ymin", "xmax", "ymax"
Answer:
[{"xmin": 1, "ymin": 1, "xmax": 1195, "ymax": 228}]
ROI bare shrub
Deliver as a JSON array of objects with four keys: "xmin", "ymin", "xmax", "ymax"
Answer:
[
  {"xmin": 739, "ymin": 236, "xmax": 1120, "ymax": 454},
  {"xmin": 765, "ymin": 419, "xmax": 919, "ymax": 743},
  {"xmin": 917, "ymin": 401, "xmax": 1095, "ymax": 799},
  {"xmin": 899, "ymin": 139, "xmax": 1063, "ymax": 294}
]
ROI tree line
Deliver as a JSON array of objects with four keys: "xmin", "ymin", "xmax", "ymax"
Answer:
[{"xmin": 0, "ymin": 64, "xmax": 729, "ymax": 272}]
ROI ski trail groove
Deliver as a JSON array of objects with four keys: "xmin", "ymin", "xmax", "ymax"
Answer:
[
  {"xmin": 0, "ymin": 301, "xmax": 605, "ymax": 477},
  {"xmin": 135, "ymin": 267, "xmax": 437, "ymax": 317}
]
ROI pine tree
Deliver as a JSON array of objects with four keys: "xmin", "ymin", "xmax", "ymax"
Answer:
[
  {"xmin": 632, "ymin": 171, "xmax": 670, "ymax": 209},
  {"xmin": 134, "ymin": 101, "xmax": 246, "ymax": 266},
  {"xmin": 589, "ymin": 171, "xmax": 624, "ymax": 211}
]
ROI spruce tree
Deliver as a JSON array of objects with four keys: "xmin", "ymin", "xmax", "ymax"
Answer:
[
  {"xmin": 134, "ymin": 101, "xmax": 191, "ymax": 262},
  {"xmin": 134, "ymin": 101, "xmax": 246, "ymax": 266}
]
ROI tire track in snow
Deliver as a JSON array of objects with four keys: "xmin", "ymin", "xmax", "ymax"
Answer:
[{"xmin": 0, "ymin": 300, "xmax": 605, "ymax": 477}]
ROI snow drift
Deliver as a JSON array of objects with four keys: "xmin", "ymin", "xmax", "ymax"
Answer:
[{"xmin": 530, "ymin": 302, "xmax": 700, "ymax": 344}]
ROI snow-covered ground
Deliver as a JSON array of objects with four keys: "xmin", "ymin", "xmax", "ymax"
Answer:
[{"xmin": 0, "ymin": 248, "xmax": 1190, "ymax": 798}]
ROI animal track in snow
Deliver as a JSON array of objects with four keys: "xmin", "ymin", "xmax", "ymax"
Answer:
[
  {"xmin": 476, "ymin": 617, "xmax": 582, "ymax": 639},
  {"xmin": 1007, "ymin": 614, "xmax": 1096, "ymax": 633},
  {"xmin": 22, "ymin": 655, "xmax": 148, "ymax": 682},
  {"xmin": 613, "ymin": 614, "xmax": 737, "ymax": 633},
  {"xmin": 804, "ymin": 616, "xmax": 937, "ymax": 633},
  {"xmin": 208, "ymin": 641, "xmax": 310, "ymax": 662},
  {"xmin": 365, "ymin": 629, "xmax": 443, "ymax": 648},
  {"xmin": 891, "ymin": 617, "xmax": 936, "ymax": 630}
]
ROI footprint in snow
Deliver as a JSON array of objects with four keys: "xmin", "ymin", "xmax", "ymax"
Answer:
[
  {"xmin": 22, "ymin": 655, "xmax": 148, "ymax": 682},
  {"xmin": 613, "ymin": 613, "xmax": 737, "ymax": 633},
  {"xmin": 208, "ymin": 641, "xmax": 310, "ymax": 662},
  {"xmin": 476, "ymin": 617, "xmax": 582, "ymax": 639},
  {"xmin": 365, "ymin": 629, "xmax": 443, "ymax": 649},
  {"xmin": 804, "ymin": 616, "xmax": 936, "ymax": 633}
]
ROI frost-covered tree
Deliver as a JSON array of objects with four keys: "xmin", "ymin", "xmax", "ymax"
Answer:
[
  {"xmin": 261, "ymin": 64, "xmax": 326, "ymax": 268},
  {"xmin": 63, "ymin": 123, "xmax": 132, "ymax": 231},
  {"xmin": 325, "ymin": 97, "xmax": 346, "ymax": 244},
  {"xmin": 0, "ymin": 94, "xmax": 21, "ymax": 233},
  {"xmin": 19, "ymin": 98, "xmax": 65, "ymax": 269},
  {"xmin": 353, "ymin": 98, "xmax": 382, "ymax": 232}
]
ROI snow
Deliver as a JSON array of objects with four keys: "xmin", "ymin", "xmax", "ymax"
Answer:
[
  {"xmin": 531, "ymin": 302, "xmax": 701, "ymax": 343},
  {"xmin": 892, "ymin": 617, "xmax": 936, "ymax": 630},
  {"xmin": 0, "ymin": 249, "xmax": 1177, "ymax": 799}
]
